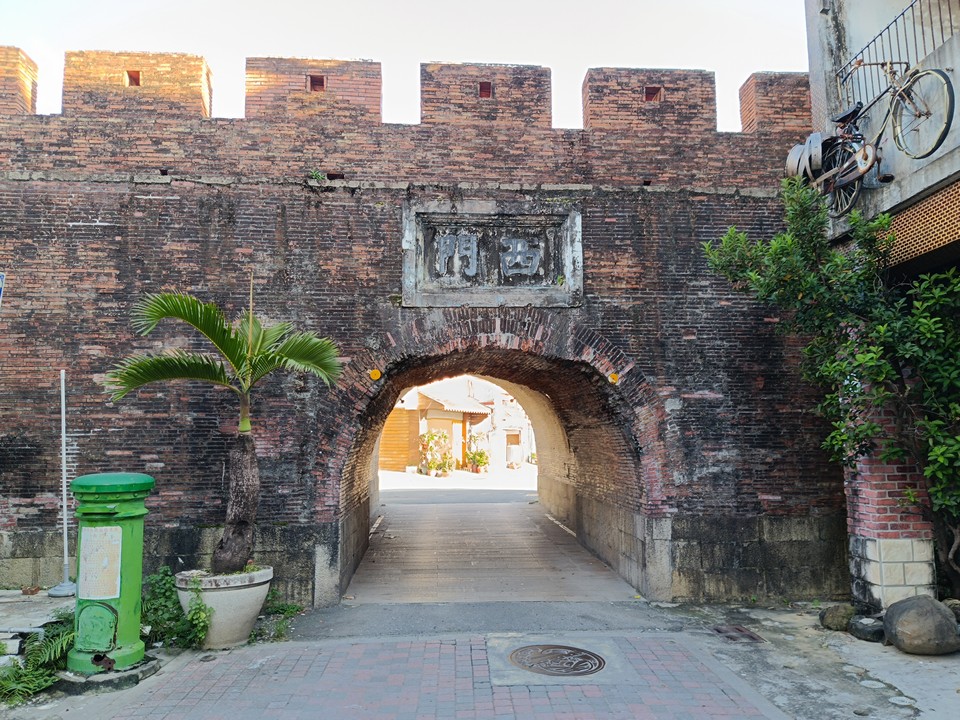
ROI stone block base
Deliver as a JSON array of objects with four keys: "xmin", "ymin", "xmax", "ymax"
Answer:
[
  {"xmin": 574, "ymin": 497, "xmax": 849, "ymax": 602},
  {"xmin": 849, "ymin": 535, "xmax": 935, "ymax": 610}
]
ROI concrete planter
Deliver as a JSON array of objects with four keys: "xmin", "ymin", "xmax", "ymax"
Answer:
[{"xmin": 175, "ymin": 566, "xmax": 273, "ymax": 649}]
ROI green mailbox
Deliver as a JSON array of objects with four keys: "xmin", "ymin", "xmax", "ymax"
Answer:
[{"xmin": 67, "ymin": 472, "xmax": 155, "ymax": 674}]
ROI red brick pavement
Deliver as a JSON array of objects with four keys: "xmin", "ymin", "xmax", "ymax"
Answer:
[{"xmin": 89, "ymin": 634, "xmax": 785, "ymax": 720}]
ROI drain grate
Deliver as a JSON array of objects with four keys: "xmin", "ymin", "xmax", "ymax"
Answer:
[
  {"xmin": 509, "ymin": 645, "xmax": 606, "ymax": 677},
  {"xmin": 711, "ymin": 625, "xmax": 765, "ymax": 642}
]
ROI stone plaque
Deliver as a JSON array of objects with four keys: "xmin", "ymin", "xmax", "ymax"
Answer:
[
  {"xmin": 78, "ymin": 525, "xmax": 122, "ymax": 600},
  {"xmin": 402, "ymin": 199, "xmax": 582, "ymax": 307}
]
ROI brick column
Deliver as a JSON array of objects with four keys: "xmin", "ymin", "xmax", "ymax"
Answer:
[{"xmin": 846, "ymin": 453, "xmax": 935, "ymax": 609}]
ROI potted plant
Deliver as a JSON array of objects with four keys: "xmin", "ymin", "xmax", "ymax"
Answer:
[
  {"xmin": 465, "ymin": 433, "xmax": 490, "ymax": 473},
  {"xmin": 105, "ymin": 286, "xmax": 341, "ymax": 648},
  {"xmin": 466, "ymin": 448, "xmax": 489, "ymax": 473},
  {"xmin": 418, "ymin": 430, "xmax": 449, "ymax": 476}
]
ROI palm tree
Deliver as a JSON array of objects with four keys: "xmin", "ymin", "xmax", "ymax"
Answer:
[{"xmin": 106, "ymin": 290, "xmax": 341, "ymax": 573}]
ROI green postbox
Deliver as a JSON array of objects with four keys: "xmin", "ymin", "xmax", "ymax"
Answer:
[{"xmin": 67, "ymin": 472, "xmax": 155, "ymax": 674}]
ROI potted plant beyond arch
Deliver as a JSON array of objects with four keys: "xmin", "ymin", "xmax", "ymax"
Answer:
[{"xmin": 106, "ymin": 286, "xmax": 341, "ymax": 648}]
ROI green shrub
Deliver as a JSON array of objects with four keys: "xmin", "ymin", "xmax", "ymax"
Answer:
[{"xmin": 141, "ymin": 566, "xmax": 210, "ymax": 649}]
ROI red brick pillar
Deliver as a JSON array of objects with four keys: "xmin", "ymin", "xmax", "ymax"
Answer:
[{"xmin": 846, "ymin": 452, "xmax": 935, "ymax": 609}]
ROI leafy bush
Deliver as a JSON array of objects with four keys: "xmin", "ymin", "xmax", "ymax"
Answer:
[
  {"xmin": 141, "ymin": 566, "xmax": 210, "ymax": 649},
  {"xmin": 704, "ymin": 177, "xmax": 960, "ymax": 595}
]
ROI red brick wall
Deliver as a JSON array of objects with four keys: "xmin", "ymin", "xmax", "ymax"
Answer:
[
  {"xmin": 62, "ymin": 51, "xmax": 212, "ymax": 117},
  {"xmin": 420, "ymin": 63, "xmax": 551, "ymax": 127},
  {"xmin": 739, "ymin": 72, "xmax": 812, "ymax": 134},
  {"xmin": 245, "ymin": 57, "xmax": 381, "ymax": 122},
  {"xmin": 0, "ymin": 50, "xmax": 848, "ymax": 601},
  {"xmin": 582, "ymin": 68, "xmax": 717, "ymax": 134},
  {"xmin": 0, "ymin": 46, "xmax": 37, "ymax": 115}
]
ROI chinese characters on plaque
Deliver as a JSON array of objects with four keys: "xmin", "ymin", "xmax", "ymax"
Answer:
[
  {"xmin": 435, "ymin": 232, "xmax": 544, "ymax": 282},
  {"xmin": 402, "ymin": 202, "xmax": 582, "ymax": 308}
]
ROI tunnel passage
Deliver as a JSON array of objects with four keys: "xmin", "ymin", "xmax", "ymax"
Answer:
[{"xmin": 336, "ymin": 347, "xmax": 651, "ymax": 600}]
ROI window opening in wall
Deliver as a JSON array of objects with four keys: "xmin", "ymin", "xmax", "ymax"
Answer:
[
  {"xmin": 125, "ymin": 70, "xmax": 141, "ymax": 87},
  {"xmin": 478, "ymin": 81, "xmax": 493, "ymax": 99},
  {"xmin": 644, "ymin": 86, "xmax": 664, "ymax": 102},
  {"xmin": 308, "ymin": 75, "xmax": 326, "ymax": 92}
]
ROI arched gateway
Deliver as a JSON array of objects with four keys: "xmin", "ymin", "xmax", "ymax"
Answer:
[{"xmin": 0, "ymin": 50, "xmax": 848, "ymax": 606}]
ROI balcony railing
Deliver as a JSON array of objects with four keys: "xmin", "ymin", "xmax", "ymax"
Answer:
[{"xmin": 836, "ymin": 0, "xmax": 958, "ymax": 112}]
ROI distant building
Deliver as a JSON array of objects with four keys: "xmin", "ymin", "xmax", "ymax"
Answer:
[{"xmin": 377, "ymin": 376, "xmax": 535, "ymax": 473}]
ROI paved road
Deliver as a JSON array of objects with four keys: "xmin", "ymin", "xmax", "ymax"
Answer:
[{"xmin": 4, "ymin": 484, "xmax": 956, "ymax": 719}]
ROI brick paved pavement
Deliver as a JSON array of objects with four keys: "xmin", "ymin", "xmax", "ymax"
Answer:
[{"xmin": 33, "ymin": 632, "xmax": 786, "ymax": 720}]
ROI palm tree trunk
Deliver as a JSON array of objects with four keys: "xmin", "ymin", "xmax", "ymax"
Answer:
[{"xmin": 210, "ymin": 433, "xmax": 260, "ymax": 574}]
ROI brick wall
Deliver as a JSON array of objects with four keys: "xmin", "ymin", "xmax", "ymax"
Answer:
[
  {"xmin": 0, "ymin": 47, "xmax": 37, "ymax": 115},
  {"xmin": 245, "ymin": 57, "xmax": 381, "ymax": 122},
  {"xmin": 739, "ymin": 72, "xmax": 812, "ymax": 134},
  {"xmin": 420, "ymin": 63, "xmax": 551, "ymax": 127},
  {"xmin": 0, "ymin": 49, "xmax": 846, "ymax": 603},
  {"xmin": 62, "ymin": 51, "xmax": 212, "ymax": 117},
  {"xmin": 582, "ymin": 68, "xmax": 718, "ymax": 134}
]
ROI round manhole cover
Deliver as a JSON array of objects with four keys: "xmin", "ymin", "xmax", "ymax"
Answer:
[{"xmin": 508, "ymin": 644, "xmax": 605, "ymax": 677}]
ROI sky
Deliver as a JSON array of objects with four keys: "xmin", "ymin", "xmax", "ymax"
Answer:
[{"xmin": 0, "ymin": 0, "xmax": 810, "ymax": 132}]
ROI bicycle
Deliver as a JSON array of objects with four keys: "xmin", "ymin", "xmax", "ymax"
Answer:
[{"xmin": 815, "ymin": 60, "xmax": 954, "ymax": 217}]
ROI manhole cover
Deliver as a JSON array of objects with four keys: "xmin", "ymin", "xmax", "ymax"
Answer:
[
  {"xmin": 508, "ymin": 645, "xmax": 606, "ymax": 677},
  {"xmin": 710, "ymin": 625, "xmax": 765, "ymax": 642}
]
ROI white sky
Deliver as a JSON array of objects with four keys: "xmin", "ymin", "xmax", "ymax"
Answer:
[{"xmin": 0, "ymin": 0, "xmax": 809, "ymax": 131}]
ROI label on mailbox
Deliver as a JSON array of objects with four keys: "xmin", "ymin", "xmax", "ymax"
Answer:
[{"xmin": 78, "ymin": 526, "xmax": 122, "ymax": 600}]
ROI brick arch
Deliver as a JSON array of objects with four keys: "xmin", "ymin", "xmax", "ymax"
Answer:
[{"xmin": 326, "ymin": 308, "xmax": 667, "ymax": 598}]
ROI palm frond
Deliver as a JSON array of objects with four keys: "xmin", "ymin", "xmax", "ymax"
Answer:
[
  {"xmin": 272, "ymin": 333, "xmax": 342, "ymax": 385},
  {"xmin": 235, "ymin": 310, "xmax": 294, "ymax": 355},
  {"xmin": 262, "ymin": 321, "xmax": 294, "ymax": 350},
  {"xmin": 131, "ymin": 293, "xmax": 248, "ymax": 373},
  {"xmin": 105, "ymin": 351, "xmax": 236, "ymax": 401},
  {"xmin": 247, "ymin": 355, "xmax": 286, "ymax": 388}
]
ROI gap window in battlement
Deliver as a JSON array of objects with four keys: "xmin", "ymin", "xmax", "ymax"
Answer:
[
  {"xmin": 644, "ymin": 86, "xmax": 664, "ymax": 102},
  {"xmin": 125, "ymin": 70, "xmax": 141, "ymax": 87},
  {"xmin": 309, "ymin": 75, "xmax": 326, "ymax": 92},
  {"xmin": 478, "ymin": 81, "xmax": 493, "ymax": 99}
]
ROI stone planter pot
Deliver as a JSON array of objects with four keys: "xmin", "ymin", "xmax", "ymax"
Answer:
[{"xmin": 175, "ymin": 566, "xmax": 273, "ymax": 649}]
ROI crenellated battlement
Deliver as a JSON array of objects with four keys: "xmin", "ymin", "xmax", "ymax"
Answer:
[
  {"xmin": 0, "ymin": 46, "xmax": 813, "ymax": 192},
  {"xmin": 420, "ymin": 63, "xmax": 552, "ymax": 127},
  {"xmin": 0, "ymin": 47, "xmax": 810, "ymax": 135},
  {"xmin": 739, "ymin": 72, "xmax": 811, "ymax": 134},
  {"xmin": 245, "ymin": 57, "xmax": 382, "ymax": 122},
  {"xmin": 62, "ymin": 51, "xmax": 212, "ymax": 117},
  {"xmin": 0, "ymin": 46, "xmax": 38, "ymax": 115},
  {"xmin": 582, "ymin": 68, "xmax": 717, "ymax": 134}
]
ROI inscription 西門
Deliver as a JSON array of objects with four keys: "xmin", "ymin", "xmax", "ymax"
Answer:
[{"xmin": 402, "ymin": 198, "xmax": 582, "ymax": 307}]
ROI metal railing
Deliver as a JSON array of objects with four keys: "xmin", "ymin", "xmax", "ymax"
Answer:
[{"xmin": 836, "ymin": 0, "xmax": 958, "ymax": 112}]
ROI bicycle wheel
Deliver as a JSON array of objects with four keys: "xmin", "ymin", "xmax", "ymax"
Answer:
[
  {"xmin": 821, "ymin": 141, "xmax": 862, "ymax": 218},
  {"xmin": 892, "ymin": 68, "xmax": 954, "ymax": 159}
]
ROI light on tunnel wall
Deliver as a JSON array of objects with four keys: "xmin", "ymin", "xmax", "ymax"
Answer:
[
  {"xmin": 608, "ymin": 373, "xmax": 619, "ymax": 384},
  {"xmin": 369, "ymin": 369, "xmax": 382, "ymax": 381}
]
